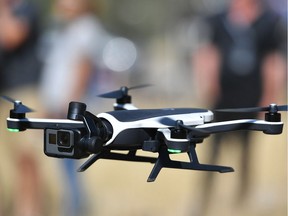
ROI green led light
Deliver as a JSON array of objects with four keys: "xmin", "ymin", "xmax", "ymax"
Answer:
[
  {"xmin": 7, "ymin": 128, "xmax": 20, "ymax": 132},
  {"xmin": 167, "ymin": 149, "xmax": 182, "ymax": 154}
]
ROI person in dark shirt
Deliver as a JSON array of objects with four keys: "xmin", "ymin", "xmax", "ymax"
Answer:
[
  {"xmin": 192, "ymin": 0, "xmax": 286, "ymax": 213},
  {"xmin": 209, "ymin": 3, "xmax": 285, "ymax": 117},
  {"xmin": 0, "ymin": 0, "xmax": 41, "ymax": 92}
]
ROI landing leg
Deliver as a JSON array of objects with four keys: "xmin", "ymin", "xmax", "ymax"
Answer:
[
  {"xmin": 187, "ymin": 144, "xmax": 234, "ymax": 173},
  {"xmin": 147, "ymin": 148, "xmax": 170, "ymax": 182},
  {"xmin": 78, "ymin": 150, "xmax": 157, "ymax": 172},
  {"xmin": 147, "ymin": 145, "xmax": 234, "ymax": 182},
  {"xmin": 77, "ymin": 152, "xmax": 103, "ymax": 172}
]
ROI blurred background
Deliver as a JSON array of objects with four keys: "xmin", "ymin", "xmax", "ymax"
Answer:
[{"xmin": 0, "ymin": 0, "xmax": 286, "ymax": 215}]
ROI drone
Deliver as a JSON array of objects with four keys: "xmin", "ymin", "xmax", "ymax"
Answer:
[{"xmin": 2, "ymin": 85, "xmax": 287, "ymax": 182}]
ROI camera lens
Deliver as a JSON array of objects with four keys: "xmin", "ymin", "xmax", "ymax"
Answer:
[{"xmin": 57, "ymin": 131, "xmax": 71, "ymax": 147}]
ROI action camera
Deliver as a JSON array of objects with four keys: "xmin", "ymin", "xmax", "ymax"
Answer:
[{"xmin": 44, "ymin": 128, "xmax": 89, "ymax": 159}]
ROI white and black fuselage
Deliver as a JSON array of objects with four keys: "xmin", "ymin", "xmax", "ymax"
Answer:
[{"xmin": 98, "ymin": 108, "xmax": 213, "ymax": 149}]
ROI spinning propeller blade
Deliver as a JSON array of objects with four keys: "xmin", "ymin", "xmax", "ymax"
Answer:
[
  {"xmin": 98, "ymin": 88, "xmax": 126, "ymax": 99},
  {"xmin": 215, "ymin": 104, "xmax": 288, "ymax": 113},
  {"xmin": 1, "ymin": 96, "xmax": 34, "ymax": 113},
  {"xmin": 98, "ymin": 84, "xmax": 152, "ymax": 99},
  {"xmin": 128, "ymin": 84, "xmax": 152, "ymax": 90}
]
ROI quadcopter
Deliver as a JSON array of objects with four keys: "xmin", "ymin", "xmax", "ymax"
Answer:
[{"xmin": 3, "ymin": 85, "xmax": 287, "ymax": 182}]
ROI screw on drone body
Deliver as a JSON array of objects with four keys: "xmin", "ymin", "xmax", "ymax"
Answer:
[
  {"xmin": 14, "ymin": 100, "xmax": 21, "ymax": 106},
  {"xmin": 175, "ymin": 120, "xmax": 184, "ymax": 130},
  {"xmin": 265, "ymin": 103, "xmax": 281, "ymax": 122},
  {"xmin": 120, "ymin": 86, "xmax": 129, "ymax": 95},
  {"xmin": 13, "ymin": 101, "xmax": 23, "ymax": 113},
  {"xmin": 269, "ymin": 103, "xmax": 278, "ymax": 113},
  {"xmin": 171, "ymin": 120, "xmax": 187, "ymax": 139}
]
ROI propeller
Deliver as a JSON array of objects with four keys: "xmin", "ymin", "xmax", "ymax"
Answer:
[
  {"xmin": 159, "ymin": 117, "xmax": 209, "ymax": 137},
  {"xmin": 215, "ymin": 104, "xmax": 288, "ymax": 114},
  {"xmin": 1, "ymin": 96, "xmax": 34, "ymax": 114},
  {"xmin": 98, "ymin": 84, "xmax": 152, "ymax": 99}
]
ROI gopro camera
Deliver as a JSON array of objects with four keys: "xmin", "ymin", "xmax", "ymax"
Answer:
[{"xmin": 44, "ymin": 128, "xmax": 89, "ymax": 159}]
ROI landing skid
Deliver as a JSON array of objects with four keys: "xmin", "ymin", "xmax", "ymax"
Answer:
[
  {"xmin": 147, "ymin": 145, "xmax": 234, "ymax": 182},
  {"xmin": 78, "ymin": 150, "xmax": 157, "ymax": 172},
  {"xmin": 78, "ymin": 145, "xmax": 234, "ymax": 182}
]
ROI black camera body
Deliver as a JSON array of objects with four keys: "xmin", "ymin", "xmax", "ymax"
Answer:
[
  {"xmin": 43, "ymin": 102, "xmax": 110, "ymax": 159},
  {"xmin": 44, "ymin": 128, "xmax": 89, "ymax": 159}
]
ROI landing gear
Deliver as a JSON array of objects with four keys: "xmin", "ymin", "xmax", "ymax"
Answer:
[{"xmin": 147, "ymin": 144, "xmax": 234, "ymax": 182}]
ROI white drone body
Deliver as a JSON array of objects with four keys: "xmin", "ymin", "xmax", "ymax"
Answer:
[
  {"xmin": 3, "ymin": 87, "xmax": 286, "ymax": 182},
  {"xmin": 97, "ymin": 108, "xmax": 213, "ymax": 145}
]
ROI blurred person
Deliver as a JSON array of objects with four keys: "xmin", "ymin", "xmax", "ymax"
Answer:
[
  {"xmin": 0, "ymin": 0, "xmax": 43, "ymax": 216},
  {"xmin": 0, "ymin": 0, "xmax": 41, "ymax": 91},
  {"xmin": 39, "ymin": 0, "xmax": 111, "ymax": 215},
  {"xmin": 192, "ymin": 0, "xmax": 286, "ymax": 214}
]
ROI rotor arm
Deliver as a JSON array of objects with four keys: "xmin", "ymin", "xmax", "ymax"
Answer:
[
  {"xmin": 7, "ymin": 117, "xmax": 84, "ymax": 131},
  {"xmin": 195, "ymin": 119, "xmax": 283, "ymax": 135}
]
